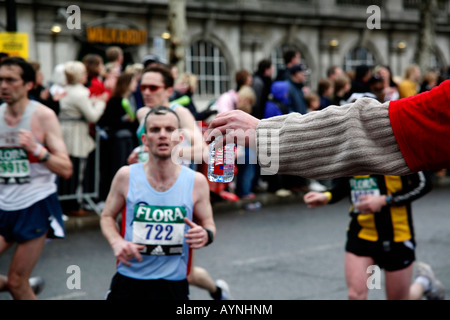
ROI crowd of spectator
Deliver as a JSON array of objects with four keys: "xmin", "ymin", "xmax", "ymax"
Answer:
[{"xmin": 2, "ymin": 47, "xmax": 449, "ymax": 214}]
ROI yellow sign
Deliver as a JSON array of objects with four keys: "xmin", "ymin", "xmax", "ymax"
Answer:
[
  {"xmin": 0, "ymin": 32, "xmax": 28, "ymax": 60},
  {"xmin": 86, "ymin": 27, "xmax": 147, "ymax": 45}
]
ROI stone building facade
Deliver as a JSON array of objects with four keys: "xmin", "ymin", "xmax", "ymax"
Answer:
[{"xmin": 1, "ymin": 0, "xmax": 449, "ymax": 103}]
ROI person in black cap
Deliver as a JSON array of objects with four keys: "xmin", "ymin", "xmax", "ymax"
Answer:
[
  {"xmin": 275, "ymin": 49, "xmax": 301, "ymax": 81},
  {"xmin": 141, "ymin": 54, "xmax": 167, "ymax": 69},
  {"xmin": 287, "ymin": 64, "xmax": 309, "ymax": 115},
  {"xmin": 348, "ymin": 65, "xmax": 372, "ymax": 97}
]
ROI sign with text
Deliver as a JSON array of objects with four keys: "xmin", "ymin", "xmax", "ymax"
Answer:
[
  {"xmin": 86, "ymin": 26, "xmax": 147, "ymax": 45},
  {"xmin": 0, "ymin": 32, "xmax": 28, "ymax": 59}
]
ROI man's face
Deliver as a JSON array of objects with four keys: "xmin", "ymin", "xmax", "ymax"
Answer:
[
  {"xmin": 0, "ymin": 65, "xmax": 32, "ymax": 105},
  {"xmin": 292, "ymin": 71, "xmax": 306, "ymax": 84},
  {"xmin": 142, "ymin": 112, "xmax": 181, "ymax": 160},
  {"xmin": 140, "ymin": 71, "xmax": 172, "ymax": 108},
  {"xmin": 331, "ymin": 67, "xmax": 343, "ymax": 80},
  {"xmin": 371, "ymin": 82, "xmax": 385, "ymax": 102},
  {"xmin": 414, "ymin": 67, "xmax": 421, "ymax": 81}
]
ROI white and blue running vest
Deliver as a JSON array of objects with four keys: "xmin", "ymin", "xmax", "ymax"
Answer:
[
  {"xmin": 117, "ymin": 162, "xmax": 195, "ymax": 281},
  {"xmin": 0, "ymin": 101, "xmax": 57, "ymax": 210}
]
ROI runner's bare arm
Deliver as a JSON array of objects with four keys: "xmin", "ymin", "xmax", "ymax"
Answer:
[
  {"xmin": 19, "ymin": 105, "xmax": 73, "ymax": 179},
  {"xmin": 175, "ymin": 106, "xmax": 207, "ymax": 163},
  {"xmin": 100, "ymin": 166, "xmax": 145, "ymax": 266},
  {"xmin": 185, "ymin": 172, "xmax": 216, "ymax": 249}
]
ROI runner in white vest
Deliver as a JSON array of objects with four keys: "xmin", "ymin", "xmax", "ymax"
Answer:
[{"xmin": 0, "ymin": 57, "xmax": 72, "ymax": 300}]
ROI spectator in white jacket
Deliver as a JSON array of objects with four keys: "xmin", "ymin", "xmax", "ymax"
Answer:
[{"xmin": 58, "ymin": 61, "xmax": 108, "ymax": 213}]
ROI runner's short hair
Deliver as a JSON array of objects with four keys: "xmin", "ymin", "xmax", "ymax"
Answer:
[
  {"xmin": 144, "ymin": 106, "xmax": 181, "ymax": 132},
  {"xmin": 0, "ymin": 57, "xmax": 35, "ymax": 84}
]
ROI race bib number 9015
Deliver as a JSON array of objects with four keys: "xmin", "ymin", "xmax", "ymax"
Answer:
[
  {"xmin": 132, "ymin": 204, "xmax": 187, "ymax": 256},
  {"xmin": 0, "ymin": 148, "xmax": 31, "ymax": 184}
]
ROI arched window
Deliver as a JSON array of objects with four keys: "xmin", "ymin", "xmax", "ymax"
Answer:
[
  {"xmin": 343, "ymin": 47, "xmax": 375, "ymax": 71},
  {"xmin": 186, "ymin": 40, "xmax": 230, "ymax": 98}
]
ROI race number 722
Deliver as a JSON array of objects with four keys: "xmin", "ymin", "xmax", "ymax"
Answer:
[{"xmin": 145, "ymin": 224, "xmax": 173, "ymax": 241}]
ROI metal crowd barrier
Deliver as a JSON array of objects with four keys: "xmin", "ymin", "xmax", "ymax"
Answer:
[{"xmin": 58, "ymin": 127, "xmax": 102, "ymax": 216}]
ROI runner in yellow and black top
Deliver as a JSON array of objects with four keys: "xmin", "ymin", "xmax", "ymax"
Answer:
[
  {"xmin": 304, "ymin": 172, "xmax": 445, "ymax": 300},
  {"xmin": 335, "ymin": 174, "xmax": 431, "ymax": 251}
]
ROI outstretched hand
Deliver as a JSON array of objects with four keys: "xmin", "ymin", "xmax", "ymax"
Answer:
[
  {"xmin": 184, "ymin": 217, "xmax": 208, "ymax": 249},
  {"xmin": 303, "ymin": 191, "xmax": 329, "ymax": 209},
  {"xmin": 204, "ymin": 110, "xmax": 260, "ymax": 149},
  {"xmin": 355, "ymin": 194, "xmax": 386, "ymax": 214},
  {"xmin": 17, "ymin": 129, "xmax": 39, "ymax": 154}
]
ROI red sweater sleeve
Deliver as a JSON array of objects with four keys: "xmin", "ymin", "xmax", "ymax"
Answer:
[
  {"xmin": 88, "ymin": 77, "xmax": 111, "ymax": 98},
  {"xmin": 389, "ymin": 79, "xmax": 450, "ymax": 172}
]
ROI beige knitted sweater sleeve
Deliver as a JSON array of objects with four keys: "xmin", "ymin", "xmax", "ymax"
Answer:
[{"xmin": 256, "ymin": 98, "xmax": 413, "ymax": 179}]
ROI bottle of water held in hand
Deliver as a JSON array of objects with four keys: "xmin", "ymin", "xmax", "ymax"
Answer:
[{"xmin": 208, "ymin": 139, "xmax": 235, "ymax": 183}]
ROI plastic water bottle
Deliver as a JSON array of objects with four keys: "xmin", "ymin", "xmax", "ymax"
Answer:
[
  {"xmin": 208, "ymin": 139, "xmax": 235, "ymax": 183},
  {"xmin": 121, "ymin": 98, "xmax": 136, "ymax": 120}
]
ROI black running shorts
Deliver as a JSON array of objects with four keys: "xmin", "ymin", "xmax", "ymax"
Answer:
[{"xmin": 105, "ymin": 272, "xmax": 189, "ymax": 300}]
